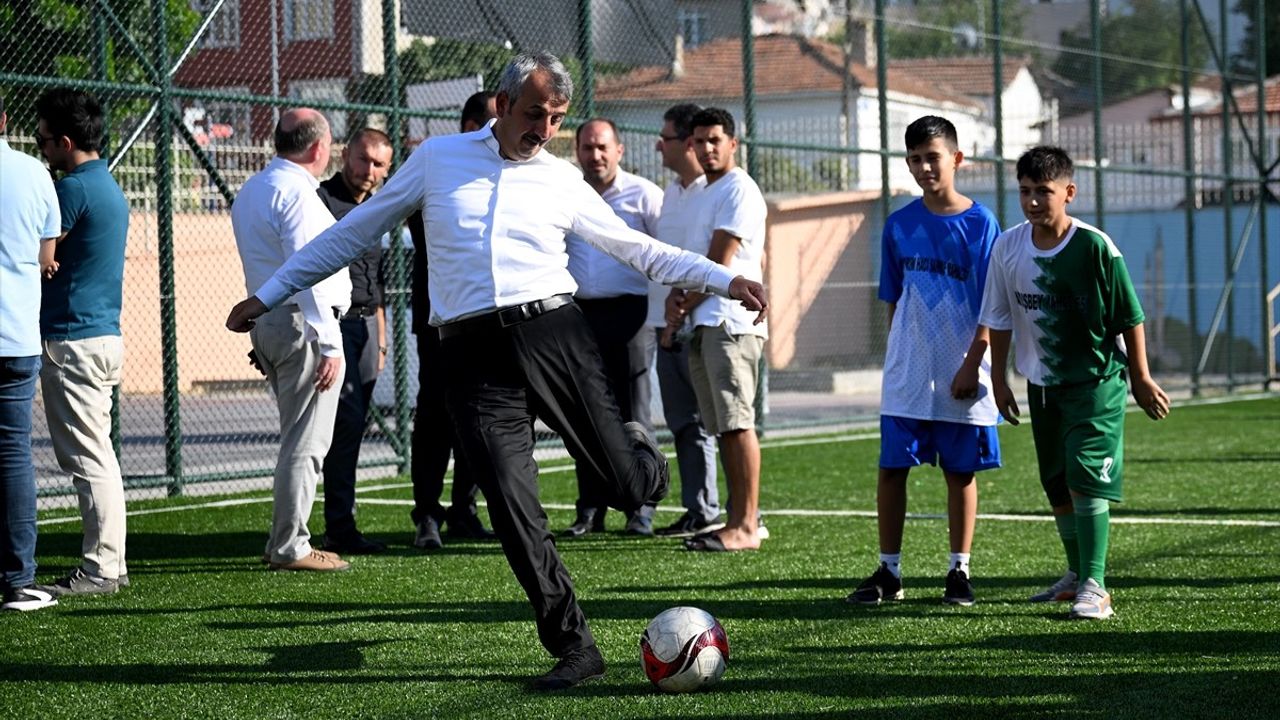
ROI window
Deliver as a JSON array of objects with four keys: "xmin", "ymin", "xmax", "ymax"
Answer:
[
  {"xmin": 290, "ymin": 78, "xmax": 348, "ymax": 139},
  {"xmin": 191, "ymin": 0, "xmax": 240, "ymax": 48},
  {"xmin": 677, "ymin": 9, "xmax": 708, "ymax": 48},
  {"xmin": 284, "ymin": 0, "xmax": 333, "ymax": 42}
]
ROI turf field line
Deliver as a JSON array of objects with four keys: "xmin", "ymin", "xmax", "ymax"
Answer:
[
  {"xmin": 37, "ymin": 496, "xmax": 272, "ymax": 526},
  {"xmin": 350, "ymin": 498, "xmax": 1280, "ymax": 527}
]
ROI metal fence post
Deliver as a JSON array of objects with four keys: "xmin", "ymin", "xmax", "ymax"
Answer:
[
  {"xmin": 578, "ymin": 0, "xmax": 595, "ymax": 118},
  {"xmin": 152, "ymin": 0, "xmax": 184, "ymax": 495},
  {"xmin": 741, "ymin": 0, "xmax": 755, "ymax": 173},
  {"xmin": 383, "ymin": 0, "xmax": 411, "ymax": 475},
  {"xmin": 1181, "ymin": 0, "xmax": 1200, "ymax": 395},
  {"xmin": 1090, "ymin": 0, "xmax": 1105, "ymax": 228},
  {"xmin": 1259, "ymin": 0, "xmax": 1271, "ymax": 390},
  {"xmin": 875, "ymin": 0, "xmax": 889, "ymax": 226},
  {"xmin": 992, "ymin": 0, "xmax": 1006, "ymax": 227},
  {"xmin": 1220, "ymin": 0, "xmax": 1234, "ymax": 389}
]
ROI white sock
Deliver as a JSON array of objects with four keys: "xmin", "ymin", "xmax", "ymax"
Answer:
[
  {"xmin": 879, "ymin": 552, "xmax": 901, "ymax": 578},
  {"xmin": 950, "ymin": 552, "xmax": 971, "ymax": 575}
]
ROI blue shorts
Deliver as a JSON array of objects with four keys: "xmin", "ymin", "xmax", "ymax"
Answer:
[{"xmin": 879, "ymin": 416, "xmax": 1001, "ymax": 473}]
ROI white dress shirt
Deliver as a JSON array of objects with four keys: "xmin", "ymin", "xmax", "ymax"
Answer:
[
  {"xmin": 565, "ymin": 169, "xmax": 663, "ymax": 299},
  {"xmin": 646, "ymin": 175, "xmax": 708, "ymax": 328},
  {"xmin": 255, "ymin": 120, "xmax": 738, "ymax": 326},
  {"xmin": 687, "ymin": 167, "xmax": 768, "ymax": 338},
  {"xmin": 232, "ymin": 156, "xmax": 351, "ymax": 357}
]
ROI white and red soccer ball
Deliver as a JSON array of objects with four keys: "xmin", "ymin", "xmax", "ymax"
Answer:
[{"xmin": 639, "ymin": 606, "xmax": 729, "ymax": 692}]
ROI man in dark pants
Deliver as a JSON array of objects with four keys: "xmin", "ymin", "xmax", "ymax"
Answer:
[
  {"xmin": 226, "ymin": 52, "xmax": 767, "ymax": 691},
  {"xmin": 407, "ymin": 90, "xmax": 498, "ymax": 550},
  {"xmin": 316, "ymin": 128, "xmax": 393, "ymax": 554},
  {"xmin": 562, "ymin": 118, "xmax": 663, "ymax": 538}
]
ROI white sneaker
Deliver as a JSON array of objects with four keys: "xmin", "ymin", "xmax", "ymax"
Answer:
[
  {"xmin": 1070, "ymin": 578, "xmax": 1115, "ymax": 620},
  {"xmin": 1, "ymin": 586, "xmax": 58, "ymax": 612},
  {"xmin": 1029, "ymin": 570, "xmax": 1078, "ymax": 602}
]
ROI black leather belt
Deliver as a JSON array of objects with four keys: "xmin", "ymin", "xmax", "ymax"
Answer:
[
  {"xmin": 344, "ymin": 304, "xmax": 379, "ymax": 319},
  {"xmin": 437, "ymin": 294, "xmax": 574, "ymax": 340}
]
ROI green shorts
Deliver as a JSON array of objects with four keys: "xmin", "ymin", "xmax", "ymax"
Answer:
[{"xmin": 1027, "ymin": 372, "xmax": 1127, "ymax": 504}]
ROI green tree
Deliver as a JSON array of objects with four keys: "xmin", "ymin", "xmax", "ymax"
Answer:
[
  {"xmin": 0, "ymin": 0, "xmax": 199, "ymax": 133},
  {"xmin": 870, "ymin": 0, "xmax": 1027, "ymax": 59},
  {"xmin": 1054, "ymin": 0, "xmax": 1210, "ymax": 101},
  {"xmin": 1231, "ymin": 0, "xmax": 1279, "ymax": 77}
]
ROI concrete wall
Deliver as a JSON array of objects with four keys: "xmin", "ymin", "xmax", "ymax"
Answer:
[
  {"xmin": 119, "ymin": 212, "xmax": 259, "ymax": 395},
  {"xmin": 764, "ymin": 190, "xmax": 880, "ymax": 370}
]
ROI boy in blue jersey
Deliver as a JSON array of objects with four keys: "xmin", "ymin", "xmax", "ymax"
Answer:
[{"xmin": 847, "ymin": 116, "xmax": 1001, "ymax": 607}]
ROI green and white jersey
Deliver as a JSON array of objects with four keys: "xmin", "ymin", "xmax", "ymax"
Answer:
[{"xmin": 978, "ymin": 218, "xmax": 1144, "ymax": 386}]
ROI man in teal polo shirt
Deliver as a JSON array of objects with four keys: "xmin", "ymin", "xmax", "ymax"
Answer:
[{"xmin": 33, "ymin": 89, "xmax": 131, "ymax": 597}]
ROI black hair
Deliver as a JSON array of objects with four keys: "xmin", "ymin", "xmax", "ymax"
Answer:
[
  {"xmin": 574, "ymin": 117, "xmax": 621, "ymax": 145},
  {"xmin": 903, "ymin": 115, "xmax": 958, "ymax": 152},
  {"xmin": 690, "ymin": 107, "xmax": 736, "ymax": 138},
  {"xmin": 663, "ymin": 103, "xmax": 702, "ymax": 140},
  {"xmin": 35, "ymin": 89, "xmax": 105, "ymax": 152},
  {"xmin": 273, "ymin": 112, "xmax": 328, "ymax": 156},
  {"xmin": 1016, "ymin": 146, "xmax": 1075, "ymax": 183},
  {"xmin": 460, "ymin": 91, "xmax": 496, "ymax": 132}
]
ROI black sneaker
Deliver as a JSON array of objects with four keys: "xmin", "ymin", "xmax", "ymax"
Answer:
[
  {"xmin": 655, "ymin": 512, "xmax": 726, "ymax": 538},
  {"xmin": 445, "ymin": 511, "xmax": 496, "ymax": 540},
  {"xmin": 943, "ymin": 567, "xmax": 976, "ymax": 606},
  {"xmin": 322, "ymin": 532, "xmax": 388, "ymax": 555},
  {"xmin": 1, "ymin": 586, "xmax": 58, "ymax": 612},
  {"xmin": 531, "ymin": 645, "xmax": 606, "ymax": 691},
  {"xmin": 625, "ymin": 421, "xmax": 669, "ymax": 506},
  {"xmin": 846, "ymin": 563, "xmax": 904, "ymax": 605}
]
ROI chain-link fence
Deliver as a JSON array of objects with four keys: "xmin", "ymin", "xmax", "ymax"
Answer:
[{"xmin": 3, "ymin": 0, "xmax": 1275, "ymax": 507}]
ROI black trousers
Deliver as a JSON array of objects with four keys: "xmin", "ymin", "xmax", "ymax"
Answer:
[
  {"xmin": 410, "ymin": 326, "xmax": 481, "ymax": 526},
  {"xmin": 572, "ymin": 294, "xmax": 648, "ymax": 518},
  {"xmin": 440, "ymin": 301, "xmax": 662, "ymax": 656},
  {"xmin": 323, "ymin": 315, "xmax": 379, "ymax": 538}
]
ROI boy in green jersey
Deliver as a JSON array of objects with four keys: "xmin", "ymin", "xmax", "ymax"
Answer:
[{"xmin": 976, "ymin": 146, "xmax": 1170, "ymax": 619}]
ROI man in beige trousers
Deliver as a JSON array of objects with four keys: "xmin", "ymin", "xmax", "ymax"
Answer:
[{"xmin": 232, "ymin": 108, "xmax": 352, "ymax": 572}]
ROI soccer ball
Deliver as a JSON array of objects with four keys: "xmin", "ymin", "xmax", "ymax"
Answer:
[{"xmin": 639, "ymin": 606, "xmax": 729, "ymax": 692}]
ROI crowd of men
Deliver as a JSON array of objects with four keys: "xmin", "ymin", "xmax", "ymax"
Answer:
[{"xmin": 1, "ymin": 53, "xmax": 770, "ymax": 690}]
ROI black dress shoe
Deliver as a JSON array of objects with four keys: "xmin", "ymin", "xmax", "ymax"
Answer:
[
  {"xmin": 322, "ymin": 532, "xmax": 387, "ymax": 555},
  {"xmin": 560, "ymin": 509, "xmax": 602, "ymax": 538},
  {"xmin": 445, "ymin": 511, "xmax": 496, "ymax": 540},
  {"xmin": 531, "ymin": 645, "xmax": 606, "ymax": 691},
  {"xmin": 412, "ymin": 517, "xmax": 443, "ymax": 550},
  {"xmin": 625, "ymin": 421, "xmax": 669, "ymax": 506}
]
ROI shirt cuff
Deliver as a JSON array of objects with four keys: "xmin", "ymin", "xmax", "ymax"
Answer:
[
  {"xmin": 704, "ymin": 266, "xmax": 737, "ymax": 297},
  {"xmin": 255, "ymin": 277, "xmax": 292, "ymax": 309}
]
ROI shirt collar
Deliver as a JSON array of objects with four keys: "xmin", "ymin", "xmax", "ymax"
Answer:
[
  {"xmin": 269, "ymin": 155, "xmax": 320, "ymax": 188},
  {"xmin": 69, "ymin": 158, "xmax": 107, "ymax": 175}
]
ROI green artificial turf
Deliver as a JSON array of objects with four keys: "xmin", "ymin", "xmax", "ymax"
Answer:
[{"xmin": 4, "ymin": 396, "xmax": 1278, "ymax": 718}]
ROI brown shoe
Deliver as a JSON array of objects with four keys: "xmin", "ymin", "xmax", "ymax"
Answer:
[{"xmin": 269, "ymin": 549, "xmax": 350, "ymax": 572}]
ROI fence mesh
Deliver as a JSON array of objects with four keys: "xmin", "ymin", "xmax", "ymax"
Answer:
[{"xmin": 2, "ymin": 0, "xmax": 1275, "ymax": 507}]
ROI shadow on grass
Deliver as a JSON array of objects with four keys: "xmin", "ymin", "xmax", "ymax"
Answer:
[{"xmin": 1129, "ymin": 453, "xmax": 1280, "ymax": 464}]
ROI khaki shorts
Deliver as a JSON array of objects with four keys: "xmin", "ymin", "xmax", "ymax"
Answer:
[{"xmin": 688, "ymin": 323, "xmax": 764, "ymax": 436}]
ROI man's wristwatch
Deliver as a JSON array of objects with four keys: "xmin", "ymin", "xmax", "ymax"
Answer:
[{"xmin": 379, "ymin": 345, "xmax": 388, "ymax": 355}]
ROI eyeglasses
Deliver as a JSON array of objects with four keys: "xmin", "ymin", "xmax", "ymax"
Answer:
[{"xmin": 32, "ymin": 131, "xmax": 56, "ymax": 147}]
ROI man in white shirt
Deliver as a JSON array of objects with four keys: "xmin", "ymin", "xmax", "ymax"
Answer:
[
  {"xmin": 231, "ymin": 108, "xmax": 352, "ymax": 573},
  {"xmin": 668, "ymin": 108, "xmax": 770, "ymax": 554},
  {"xmin": 225, "ymin": 53, "xmax": 766, "ymax": 690},
  {"xmin": 648, "ymin": 103, "xmax": 724, "ymax": 540},
  {"xmin": 0, "ymin": 97, "xmax": 62, "ymax": 612},
  {"xmin": 561, "ymin": 118, "xmax": 664, "ymax": 539}
]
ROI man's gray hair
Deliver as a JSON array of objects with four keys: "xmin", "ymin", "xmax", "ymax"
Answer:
[
  {"xmin": 496, "ymin": 52, "xmax": 574, "ymax": 106},
  {"xmin": 274, "ymin": 111, "xmax": 330, "ymax": 156}
]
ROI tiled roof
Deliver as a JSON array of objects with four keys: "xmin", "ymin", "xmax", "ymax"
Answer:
[
  {"xmin": 597, "ymin": 34, "xmax": 980, "ymax": 109},
  {"xmin": 1196, "ymin": 75, "xmax": 1280, "ymax": 115},
  {"xmin": 888, "ymin": 56, "xmax": 1032, "ymax": 97}
]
